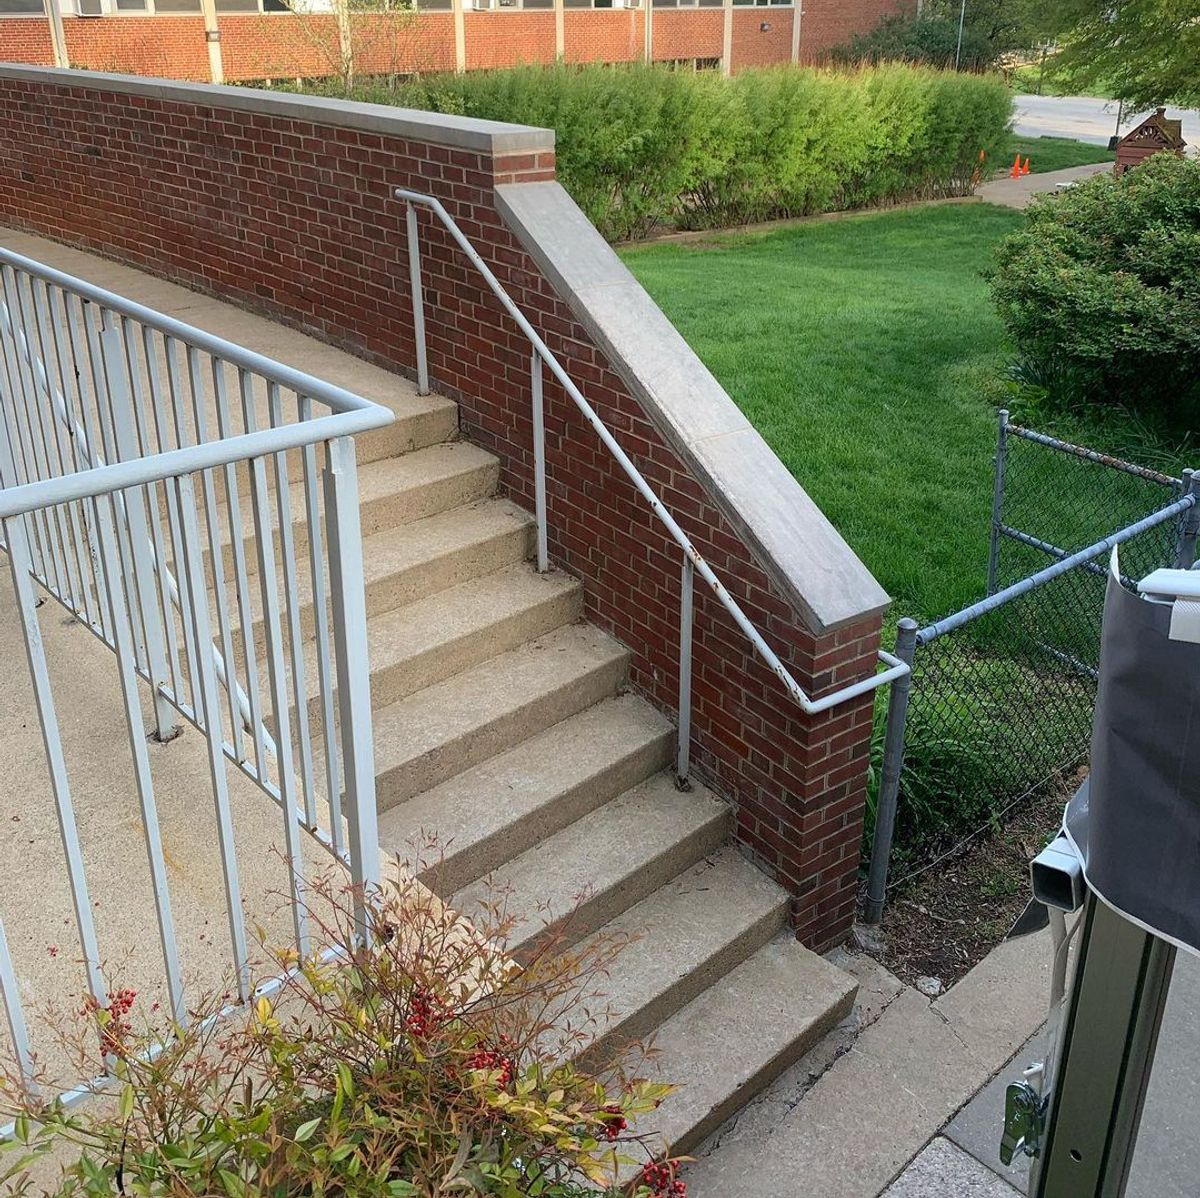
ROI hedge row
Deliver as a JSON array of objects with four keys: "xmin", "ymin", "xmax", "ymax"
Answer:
[{"xmin": 329, "ymin": 63, "xmax": 1012, "ymax": 242}]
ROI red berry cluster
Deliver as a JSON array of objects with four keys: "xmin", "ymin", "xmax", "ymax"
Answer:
[
  {"xmin": 639, "ymin": 1160, "xmax": 686, "ymax": 1197},
  {"xmin": 599, "ymin": 1103, "xmax": 628, "ymax": 1142},
  {"xmin": 405, "ymin": 988, "xmax": 453, "ymax": 1039},
  {"xmin": 465, "ymin": 1048, "xmax": 515, "ymax": 1089},
  {"xmin": 83, "ymin": 988, "xmax": 137, "ymax": 1058}
]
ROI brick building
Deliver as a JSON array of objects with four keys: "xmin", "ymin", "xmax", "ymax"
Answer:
[{"xmin": 0, "ymin": 0, "xmax": 910, "ymax": 83}]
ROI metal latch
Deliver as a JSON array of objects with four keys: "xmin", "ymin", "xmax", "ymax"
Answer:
[{"xmin": 1000, "ymin": 1077, "xmax": 1047, "ymax": 1166}]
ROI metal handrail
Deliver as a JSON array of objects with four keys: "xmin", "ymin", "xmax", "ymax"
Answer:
[{"xmin": 395, "ymin": 187, "xmax": 907, "ymax": 785}]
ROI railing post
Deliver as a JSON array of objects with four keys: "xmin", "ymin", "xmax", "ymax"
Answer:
[
  {"xmin": 1174, "ymin": 468, "xmax": 1200, "ymax": 569},
  {"xmin": 987, "ymin": 407, "xmax": 1010, "ymax": 596},
  {"xmin": 324, "ymin": 435, "xmax": 381, "ymax": 942},
  {"xmin": 676, "ymin": 555, "xmax": 694, "ymax": 790},
  {"xmin": 405, "ymin": 203, "xmax": 430, "ymax": 397},
  {"xmin": 863, "ymin": 617, "xmax": 919, "ymax": 925},
  {"xmin": 531, "ymin": 349, "xmax": 549, "ymax": 574}
]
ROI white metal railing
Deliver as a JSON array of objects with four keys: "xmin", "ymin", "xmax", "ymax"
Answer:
[
  {"xmin": 0, "ymin": 249, "xmax": 393, "ymax": 1105},
  {"xmin": 396, "ymin": 189, "xmax": 909, "ymax": 785}
]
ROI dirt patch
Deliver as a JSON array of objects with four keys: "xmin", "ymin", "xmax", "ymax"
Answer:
[{"xmin": 874, "ymin": 773, "xmax": 1083, "ymax": 990}]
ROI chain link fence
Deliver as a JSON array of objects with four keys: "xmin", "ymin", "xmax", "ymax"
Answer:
[{"xmin": 864, "ymin": 414, "xmax": 1199, "ymax": 920}]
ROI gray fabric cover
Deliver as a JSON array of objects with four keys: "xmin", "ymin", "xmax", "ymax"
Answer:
[{"xmin": 1065, "ymin": 569, "xmax": 1200, "ymax": 955}]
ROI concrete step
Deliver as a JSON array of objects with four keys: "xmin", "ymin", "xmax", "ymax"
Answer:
[
  {"xmin": 301, "ymin": 563, "xmax": 583, "ymax": 720},
  {"xmin": 210, "ymin": 442, "xmax": 499, "ymax": 578},
  {"xmin": 632, "ymin": 934, "xmax": 858, "ymax": 1158},
  {"xmin": 233, "ymin": 498, "xmax": 535, "ymax": 656},
  {"xmin": 367, "ymin": 622, "xmax": 629, "ymax": 812},
  {"xmin": 576, "ymin": 847, "xmax": 789, "ymax": 1070},
  {"xmin": 379, "ymin": 694, "xmax": 674, "ymax": 895},
  {"xmin": 451, "ymin": 774, "xmax": 730, "ymax": 955}
]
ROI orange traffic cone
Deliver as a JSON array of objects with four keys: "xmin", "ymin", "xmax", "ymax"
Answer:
[
  {"xmin": 1021, "ymin": 157, "xmax": 1031, "ymax": 176},
  {"xmin": 1010, "ymin": 153, "xmax": 1021, "ymax": 179}
]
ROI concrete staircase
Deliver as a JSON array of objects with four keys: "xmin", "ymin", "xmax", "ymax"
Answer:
[{"xmin": 261, "ymin": 375, "xmax": 860, "ymax": 1154}]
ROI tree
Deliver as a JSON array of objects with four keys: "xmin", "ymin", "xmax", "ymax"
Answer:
[
  {"xmin": 1039, "ymin": 0, "xmax": 1200, "ymax": 109},
  {"xmin": 285, "ymin": 0, "xmax": 424, "ymax": 92}
]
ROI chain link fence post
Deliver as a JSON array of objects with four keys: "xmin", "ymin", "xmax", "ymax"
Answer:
[
  {"xmin": 1175, "ymin": 469, "xmax": 1200, "ymax": 569},
  {"xmin": 863, "ymin": 617, "xmax": 919, "ymax": 925},
  {"xmin": 987, "ymin": 408, "xmax": 1010, "ymax": 596}
]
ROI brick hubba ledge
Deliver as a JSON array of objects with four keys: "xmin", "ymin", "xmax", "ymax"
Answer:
[{"xmin": 0, "ymin": 67, "xmax": 888, "ymax": 950}]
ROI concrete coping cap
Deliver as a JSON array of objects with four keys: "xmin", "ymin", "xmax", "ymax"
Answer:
[{"xmin": 0, "ymin": 64, "xmax": 555, "ymax": 156}]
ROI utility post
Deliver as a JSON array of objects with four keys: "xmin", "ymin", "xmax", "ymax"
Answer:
[{"xmin": 721, "ymin": 0, "xmax": 733, "ymax": 77}]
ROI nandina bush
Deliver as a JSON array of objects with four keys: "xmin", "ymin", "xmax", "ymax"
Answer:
[{"xmin": 0, "ymin": 870, "xmax": 687, "ymax": 1197}]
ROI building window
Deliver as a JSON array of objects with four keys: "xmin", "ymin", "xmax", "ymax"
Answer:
[
  {"xmin": 732, "ymin": 0, "xmax": 792, "ymax": 5},
  {"xmin": 0, "ymin": 0, "xmax": 49, "ymax": 11}
]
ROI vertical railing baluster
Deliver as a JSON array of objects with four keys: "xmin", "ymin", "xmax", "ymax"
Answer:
[
  {"xmin": 986, "ymin": 407, "xmax": 1009, "ymax": 597},
  {"xmin": 101, "ymin": 311, "xmax": 178, "ymax": 741},
  {"xmin": 324, "ymin": 435, "xmax": 380, "ymax": 939},
  {"xmin": 0, "ymin": 918, "xmax": 35, "ymax": 1095},
  {"xmin": 242, "ymin": 371, "xmax": 310, "ymax": 955},
  {"xmin": 175, "ymin": 473, "xmax": 251, "ymax": 1002},
  {"xmin": 212, "ymin": 359, "xmax": 268, "ymax": 779},
  {"xmin": 31, "ymin": 279, "xmax": 89, "ymax": 614},
  {"xmin": 91, "ymin": 491, "xmax": 186, "ymax": 1022},
  {"xmin": 531, "ymin": 349, "xmax": 549, "ymax": 574},
  {"xmin": 268, "ymin": 385, "xmax": 319, "ymax": 830},
  {"xmin": 299, "ymin": 396, "xmax": 343, "ymax": 857},
  {"xmin": 406, "ymin": 202, "xmax": 430, "ymax": 396},
  {"xmin": 0, "ymin": 507, "xmax": 106, "ymax": 1010},
  {"xmin": 676, "ymin": 555, "xmax": 694, "ymax": 789}
]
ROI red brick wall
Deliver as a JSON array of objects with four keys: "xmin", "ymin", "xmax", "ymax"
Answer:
[
  {"xmin": 0, "ymin": 73, "xmax": 882, "ymax": 950},
  {"xmin": 651, "ymin": 7, "xmax": 722, "ymax": 62},
  {"xmin": 466, "ymin": 11, "xmax": 556, "ymax": 70},
  {"xmin": 730, "ymin": 6, "xmax": 793, "ymax": 70},
  {"xmin": 562, "ymin": 8, "xmax": 643, "ymax": 63},
  {"xmin": 0, "ymin": 18, "xmax": 53, "ymax": 66},
  {"xmin": 798, "ymin": 0, "xmax": 913, "ymax": 62}
]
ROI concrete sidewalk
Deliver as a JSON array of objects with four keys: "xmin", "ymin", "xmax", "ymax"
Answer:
[{"xmin": 978, "ymin": 163, "xmax": 1111, "ymax": 210}]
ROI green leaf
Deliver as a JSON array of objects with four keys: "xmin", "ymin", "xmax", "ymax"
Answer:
[{"xmin": 293, "ymin": 1117, "xmax": 321, "ymax": 1144}]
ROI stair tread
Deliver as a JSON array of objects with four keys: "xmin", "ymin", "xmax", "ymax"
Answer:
[
  {"xmin": 577, "ymin": 847, "xmax": 788, "ymax": 1055},
  {"xmin": 221, "ymin": 441, "xmax": 499, "ymax": 544},
  {"xmin": 635, "ymin": 934, "xmax": 858, "ymax": 1155},
  {"xmin": 451, "ymin": 773, "xmax": 729, "ymax": 952},
  {"xmin": 366, "ymin": 623, "xmax": 628, "ymax": 803},
  {"xmin": 379, "ymin": 694, "xmax": 673, "ymax": 891},
  {"xmin": 302, "ymin": 563, "xmax": 582, "ymax": 710}
]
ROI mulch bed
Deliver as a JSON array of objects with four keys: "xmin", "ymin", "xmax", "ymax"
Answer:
[{"xmin": 873, "ymin": 771, "xmax": 1084, "ymax": 990}]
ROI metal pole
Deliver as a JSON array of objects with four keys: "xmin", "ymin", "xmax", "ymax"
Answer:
[
  {"xmin": 531, "ymin": 349, "xmax": 549, "ymax": 574},
  {"xmin": 406, "ymin": 203, "xmax": 430, "ymax": 397},
  {"xmin": 1174, "ymin": 469, "xmax": 1200, "ymax": 569},
  {"xmin": 323, "ymin": 436, "xmax": 381, "ymax": 944},
  {"xmin": 1031, "ymin": 894, "xmax": 1174, "ymax": 1197},
  {"xmin": 955, "ymin": 0, "xmax": 966, "ymax": 69},
  {"xmin": 42, "ymin": 0, "xmax": 68, "ymax": 70},
  {"xmin": 987, "ymin": 408, "xmax": 1010, "ymax": 596},
  {"xmin": 863, "ymin": 617, "xmax": 918, "ymax": 924},
  {"xmin": 676, "ymin": 555, "xmax": 694, "ymax": 790}
]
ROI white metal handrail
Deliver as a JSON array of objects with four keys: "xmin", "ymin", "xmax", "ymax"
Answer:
[
  {"xmin": 0, "ymin": 253, "xmax": 390, "ymax": 1106},
  {"xmin": 395, "ymin": 188, "xmax": 908, "ymax": 784}
]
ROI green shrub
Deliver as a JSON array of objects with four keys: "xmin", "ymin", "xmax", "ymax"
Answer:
[
  {"xmin": 989, "ymin": 152, "xmax": 1200, "ymax": 416},
  {"xmin": 830, "ymin": 12, "xmax": 996, "ymax": 71},
  {"xmin": 0, "ymin": 872, "xmax": 683, "ymax": 1197},
  {"xmin": 311, "ymin": 62, "xmax": 1011, "ymax": 241}
]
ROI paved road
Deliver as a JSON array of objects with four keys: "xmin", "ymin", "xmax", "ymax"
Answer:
[{"xmin": 1013, "ymin": 94, "xmax": 1200, "ymax": 148}]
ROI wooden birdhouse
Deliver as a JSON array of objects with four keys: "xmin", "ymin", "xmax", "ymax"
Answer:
[{"xmin": 1114, "ymin": 108, "xmax": 1187, "ymax": 177}]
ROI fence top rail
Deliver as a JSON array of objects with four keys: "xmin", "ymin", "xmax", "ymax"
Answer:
[
  {"xmin": 1008, "ymin": 423, "xmax": 1183, "ymax": 490},
  {"xmin": 394, "ymin": 186, "xmax": 906, "ymax": 717},
  {"xmin": 0, "ymin": 247, "xmax": 388, "ymax": 421},
  {"xmin": 916, "ymin": 492, "xmax": 1197, "ymax": 646}
]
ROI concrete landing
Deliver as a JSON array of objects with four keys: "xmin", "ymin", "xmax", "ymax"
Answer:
[{"xmin": 978, "ymin": 163, "xmax": 1111, "ymax": 210}]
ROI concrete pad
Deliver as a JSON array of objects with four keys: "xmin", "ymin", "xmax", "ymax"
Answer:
[
  {"xmin": 977, "ymin": 163, "xmax": 1111, "ymax": 210},
  {"xmin": 883, "ymin": 1138, "xmax": 1021, "ymax": 1197}
]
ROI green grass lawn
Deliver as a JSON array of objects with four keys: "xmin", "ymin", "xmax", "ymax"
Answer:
[
  {"xmin": 622, "ymin": 205, "xmax": 1024, "ymax": 621},
  {"xmin": 1003, "ymin": 134, "xmax": 1115, "ymax": 175}
]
